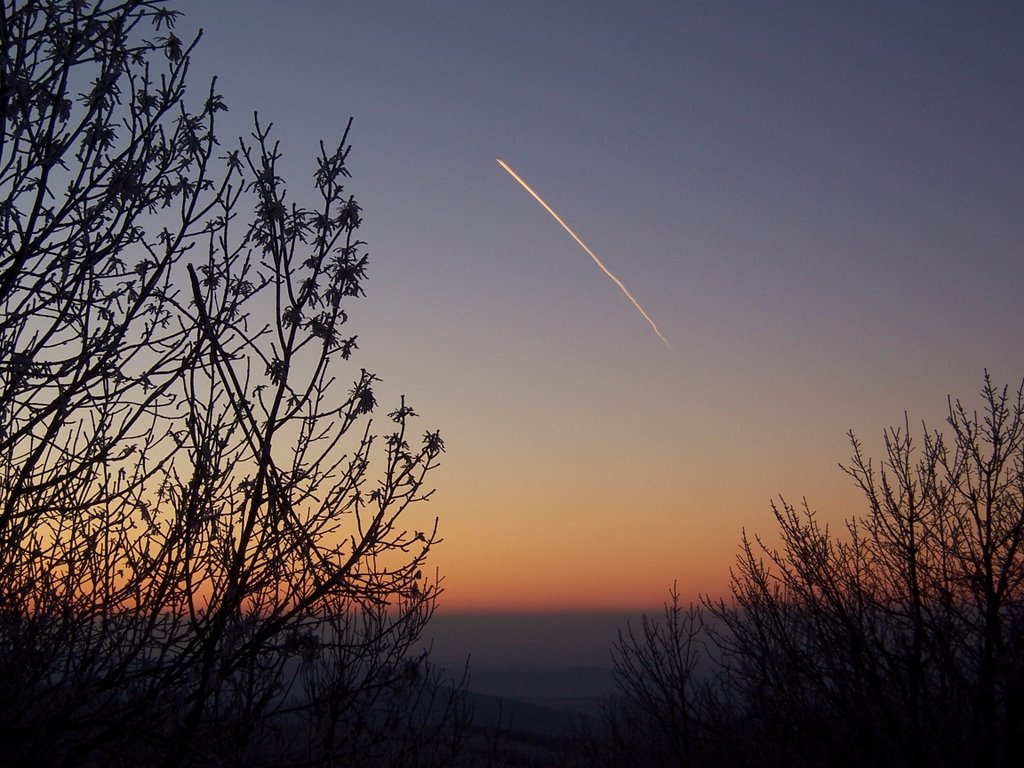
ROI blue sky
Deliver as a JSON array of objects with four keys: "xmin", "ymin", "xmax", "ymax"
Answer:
[{"xmin": 176, "ymin": 0, "xmax": 1024, "ymax": 610}]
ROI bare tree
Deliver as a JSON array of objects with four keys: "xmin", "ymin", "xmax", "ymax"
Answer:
[
  {"xmin": 704, "ymin": 373, "xmax": 1024, "ymax": 768},
  {"xmin": 0, "ymin": 1, "xmax": 464, "ymax": 766},
  {"xmin": 595, "ymin": 375, "xmax": 1024, "ymax": 768},
  {"xmin": 565, "ymin": 587, "xmax": 720, "ymax": 768},
  {"xmin": 608, "ymin": 586, "xmax": 706, "ymax": 768}
]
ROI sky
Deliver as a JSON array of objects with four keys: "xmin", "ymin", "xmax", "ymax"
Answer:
[{"xmin": 174, "ymin": 1, "xmax": 1024, "ymax": 613}]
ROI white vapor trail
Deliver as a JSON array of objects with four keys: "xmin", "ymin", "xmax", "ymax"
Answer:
[{"xmin": 496, "ymin": 158, "xmax": 671, "ymax": 350}]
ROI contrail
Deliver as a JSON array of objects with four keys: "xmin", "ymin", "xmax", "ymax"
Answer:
[{"xmin": 496, "ymin": 158, "xmax": 671, "ymax": 350}]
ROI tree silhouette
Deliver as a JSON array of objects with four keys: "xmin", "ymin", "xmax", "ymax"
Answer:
[
  {"xmin": 596, "ymin": 375, "xmax": 1024, "ymax": 768},
  {"xmin": 0, "ymin": 2, "xmax": 464, "ymax": 765}
]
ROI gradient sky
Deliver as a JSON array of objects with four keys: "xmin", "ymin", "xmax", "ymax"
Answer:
[{"xmin": 175, "ymin": 1, "xmax": 1024, "ymax": 612}]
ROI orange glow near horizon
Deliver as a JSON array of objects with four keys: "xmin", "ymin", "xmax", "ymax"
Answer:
[
  {"xmin": 417, "ymin": 418, "xmax": 875, "ymax": 615},
  {"xmin": 429, "ymin": 494, "xmax": 740, "ymax": 614}
]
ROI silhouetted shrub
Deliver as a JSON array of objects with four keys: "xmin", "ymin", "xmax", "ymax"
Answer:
[{"xmin": 0, "ymin": 2, "xmax": 465, "ymax": 765}]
